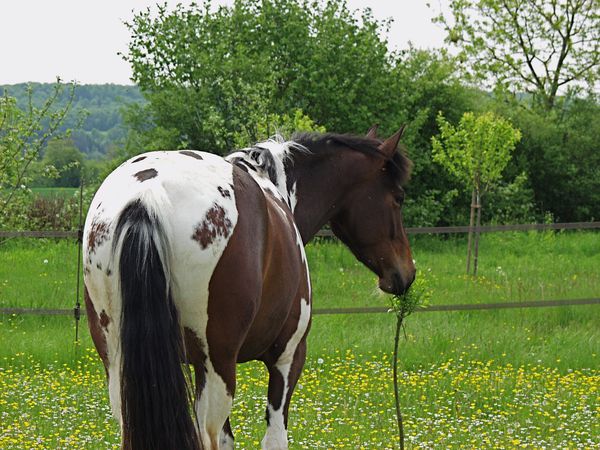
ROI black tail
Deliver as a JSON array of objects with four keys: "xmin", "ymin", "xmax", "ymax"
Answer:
[{"xmin": 115, "ymin": 200, "xmax": 201, "ymax": 450}]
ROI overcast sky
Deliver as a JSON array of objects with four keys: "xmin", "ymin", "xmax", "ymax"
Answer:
[{"xmin": 1, "ymin": 0, "xmax": 448, "ymax": 85}]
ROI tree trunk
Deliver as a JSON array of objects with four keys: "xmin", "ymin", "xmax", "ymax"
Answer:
[
  {"xmin": 466, "ymin": 189, "xmax": 476, "ymax": 274},
  {"xmin": 473, "ymin": 189, "xmax": 482, "ymax": 277}
]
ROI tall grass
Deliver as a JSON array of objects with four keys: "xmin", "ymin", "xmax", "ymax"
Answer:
[
  {"xmin": 1, "ymin": 231, "xmax": 598, "ymax": 309},
  {"xmin": 1, "ymin": 231, "xmax": 598, "ymax": 448},
  {"xmin": 30, "ymin": 187, "xmax": 78, "ymax": 198}
]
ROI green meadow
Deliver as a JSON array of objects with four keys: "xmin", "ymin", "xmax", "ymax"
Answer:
[
  {"xmin": 1, "ymin": 232, "xmax": 599, "ymax": 448},
  {"xmin": 30, "ymin": 187, "xmax": 79, "ymax": 198}
]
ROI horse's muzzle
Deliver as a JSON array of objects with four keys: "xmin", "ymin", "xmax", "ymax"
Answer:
[{"xmin": 379, "ymin": 270, "xmax": 415, "ymax": 296}]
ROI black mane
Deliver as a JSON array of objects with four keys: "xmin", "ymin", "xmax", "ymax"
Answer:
[{"xmin": 292, "ymin": 132, "xmax": 412, "ymax": 186}]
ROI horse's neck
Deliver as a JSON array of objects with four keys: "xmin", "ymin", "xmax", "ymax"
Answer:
[
  {"xmin": 227, "ymin": 140, "xmax": 347, "ymax": 244},
  {"xmin": 286, "ymin": 154, "xmax": 348, "ymax": 244}
]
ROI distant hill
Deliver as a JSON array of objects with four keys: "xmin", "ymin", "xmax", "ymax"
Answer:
[{"xmin": 1, "ymin": 83, "xmax": 144, "ymax": 159}]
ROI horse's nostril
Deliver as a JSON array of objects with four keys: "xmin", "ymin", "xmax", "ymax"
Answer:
[
  {"xmin": 408, "ymin": 271, "xmax": 416, "ymax": 287},
  {"xmin": 392, "ymin": 273, "xmax": 406, "ymax": 295}
]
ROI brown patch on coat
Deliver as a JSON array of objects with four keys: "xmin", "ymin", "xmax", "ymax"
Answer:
[
  {"xmin": 87, "ymin": 219, "xmax": 110, "ymax": 254},
  {"xmin": 99, "ymin": 310, "xmax": 110, "ymax": 331},
  {"xmin": 133, "ymin": 168, "xmax": 158, "ymax": 182},
  {"xmin": 204, "ymin": 167, "xmax": 270, "ymax": 396},
  {"xmin": 132, "ymin": 156, "xmax": 147, "ymax": 163},
  {"xmin": 191, "ymin": 204, "xmax": 233, "ymax": 249},
  {"xmin": 202, "ymin": 164, "xmax": 311, "ymax": 422},
  {"xmin": 266, "ymin": 366, "xmax": 285, "ymax": 412},
  {"xmin": 184, "ymin": 328, "xmax": 208, "ymax": 393},
  {"xmin": 179, "ymin": 150, "xmax": 203, "ymax": 160},
  {"xmin": 84, "ymin": 286, "xmax": 109, "ymax": 375}
]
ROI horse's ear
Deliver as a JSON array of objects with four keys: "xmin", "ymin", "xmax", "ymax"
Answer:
[
  {"xmin": 378, "ymin": 125, "xmax": 406, "ymax": 159},
  {"xmin": 366, "ymin": 124, "xmax": 379, "ymax": 139}
]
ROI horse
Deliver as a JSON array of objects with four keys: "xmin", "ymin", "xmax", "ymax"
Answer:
[{"xmin": 82, "ymin": 127, "xmax": 415, "ymax": 450}]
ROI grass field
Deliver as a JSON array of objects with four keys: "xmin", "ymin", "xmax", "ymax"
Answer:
[
  {"xmin": 1, "ymin": 232, "xmax": 599, "ymax": 448},
  {"xmin": 30, "ymin": 187, "xmax": 79, "ymax": 198}
]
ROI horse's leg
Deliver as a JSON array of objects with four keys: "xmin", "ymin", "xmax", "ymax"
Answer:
[
  {"xmin": 84, "ymin": 285, "xmax": 123, "ymax": 427},
  {"xmin": 261, "ymin": 297, "xmax": 311, "ymax": 450},
  {"xmin": 186, "ymin": 326, "xmax": 237, "ymax": 450},
  {"xmin": 262, "ymin": 337, "xmax": 308, "ymax": 450},
  {"xmin": 199, "ymin": 362, "xmax": 235, "ymax": 450},
  {"xmin": 219, "ymin": 418, "xmax": 234, "ymax": 449}
]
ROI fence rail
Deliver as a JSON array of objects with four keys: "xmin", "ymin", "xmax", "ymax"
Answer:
[
  {"xmin": 2, "ymin": 221, "xmax": 598, "ymax": 240},
  {"xmin": 316, "ymin": 221, "xmax": 600, "ymax": 237},
  {"xmin": 2, "ymin": 297, "xmax": 598, "ymax": 317},
  {"xmin": 1, "ymin": 223, "xmax": 598, "ymax": 319}
]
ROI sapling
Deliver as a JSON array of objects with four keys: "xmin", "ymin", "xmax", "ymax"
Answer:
[{"xmin": 390, "ymin": 275, "xmax": 431, "ymax": 449}]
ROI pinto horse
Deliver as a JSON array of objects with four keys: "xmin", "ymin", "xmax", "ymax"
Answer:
[{"xmin": 83, "ymin": 128, "xmax": 415, "ymax": 450}]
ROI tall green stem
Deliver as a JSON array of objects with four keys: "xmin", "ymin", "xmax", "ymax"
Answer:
[{"xmin": 393, "ymin": 313, "xmax": 405, "ymax": 450}]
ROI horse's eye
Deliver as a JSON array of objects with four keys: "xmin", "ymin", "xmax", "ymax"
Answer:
[{"xmin": 393, "ymin": 191, "xmax": 405, "ymax": 206}]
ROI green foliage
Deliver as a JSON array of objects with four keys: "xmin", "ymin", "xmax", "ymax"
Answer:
[
  {"xmin": 40, "ymin": 139, "xmax": 84, "ymax": 187},
  {"xmin": 1, "ymin": 83, "xmax": 143, "ymax": 158},
  {"xmin": 496, "ymin": 95, "xmax": 600, "ymax": 221},
  {"xmin": 435, "ymin": 0, "xmax": 600, "ymax": 111},
  {"xmin": 122, "ymin": 0, "xmax": 398, "ymax": 153},
  {"xmin": 233, "ymin": 109, "xmax": 326, "ymax": 148},
  {"xmin": 402, "ymin": 188, "xmax": 459, "ymax": 228},
  {"xmin": 122, "ymin": 2, "xmax": 487, "ymax": 224},
  {"xmin": 431, "ymin": 111, "xmax": 522, "ymax": 191},
  {"xmin": 484, "ymin": 173, "xmax": 537, "ymax": 223},
  {"xmin": 390, "ymin": 275, "xmax": 432, "ymax": 320},
  {"xmin": 0, "ymin": 82, "xmax": 75, "ymax": 229},
  {"xmin": 391, "ymin": 48, "xmax": 481, "ymax": 226}
]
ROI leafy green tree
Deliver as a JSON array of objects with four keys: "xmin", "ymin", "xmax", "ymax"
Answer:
[
  {"xmin": 432, "ymin": 111, "xmax": 522, "ymax": 274},
  {"xmin": 42, "ymin": 139, "xmax": 84, "ymax": 187},
  {"xmin": 0, "ymin": 81, "xmax": 74, "ymax": 228},
  {"xmin": 233, "ymin": 109, "xmax": 326, "ymax": 148},
  {"xmin": 391, "ymin": 48, "xmax": 482, "ymax": 227},
  {"xmin": 123, "ymin": 0, "xmax": 482, "ymax": 225},
  {"xmin": 435, "ymin": 0, "xmax": 600, "ymax": 110},
  {"xmin": 497, "ymin": 96, "xmax": 600, "ymax": 221},
  {"xmin": 1, "ymin": 82, "xmax": 144, "ymax": 158},
  {"xmin": 122, "ymin": 0, "xmax": 396, "ymax": 153}
]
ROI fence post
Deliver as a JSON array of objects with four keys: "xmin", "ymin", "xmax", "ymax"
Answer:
[{"xmin": 73, "ymin": 180, "xmax": 84, "ymax": 343}]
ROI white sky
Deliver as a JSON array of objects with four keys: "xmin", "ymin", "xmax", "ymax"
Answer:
[{"xmin": 0, "ymin": 0, "xmax": 448, "ymax": 85}]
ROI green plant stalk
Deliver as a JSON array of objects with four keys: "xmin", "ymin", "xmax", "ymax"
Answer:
[
  {"xmin": 393, "ymin": 312, "xmax": 405, "ymax": 450},
  {"xmin": 390, "ymin": 276, "xmax": 429, "ymax": 449}
]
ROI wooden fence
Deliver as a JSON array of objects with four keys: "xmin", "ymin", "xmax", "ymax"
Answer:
[
  {"xmin": 1, "ymin": 221, "xmax": 598, "ymax": 318},
  {"xmin": 1, "ymin": 221, "xmax": 600, "ymax": 240},
  {"xmin": 2, "ymin": 297, "xmax": 599, "ymax": 317}
]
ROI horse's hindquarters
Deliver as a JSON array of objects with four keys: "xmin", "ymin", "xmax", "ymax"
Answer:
[{"xmin": 83, "ymin": 151, "xmax": 242, "ymax": 449}]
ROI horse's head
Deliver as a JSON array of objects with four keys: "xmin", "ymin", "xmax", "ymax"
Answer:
[{"xmin": 329, "ymin": 127, "xmax": 416, "ymax": 295}]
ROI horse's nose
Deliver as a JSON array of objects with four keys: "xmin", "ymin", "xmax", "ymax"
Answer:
[
  {"xmin": 379, "ymin": 270, "xmax": 413, "ymax": 295},
  {"xmin": 392, "ymin": 271, "xmax": 415, "ymax": 295},
  {"xmin": 391, "ymin": 273, "xmax": 405, "ymax": 294}
]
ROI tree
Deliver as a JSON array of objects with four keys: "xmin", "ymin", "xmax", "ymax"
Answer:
[
  {"xmin": 42, "ymin": 139, "xmax": 84, "ymax": 187},
  {"xmin": 390, "ymin": 47, "xmax": 483, "ymax": 227},
  {"xmin": 432, "ymin": 111, "xmax": 521, "ymax": 275},
  {"xmin": 435, "ymin": 0, "xmax": 600, "ymax": 110},
  {"xmin": 0, "ymin": 81, "xmax": 74, "ymax": 227},
  {"xmin": 122, "ymin": 0, "xmax": 396, "ymax": 153},
  {"xmin": 122, "ymin": 2, "xmax": 487, "ymax": 226},
  {"xmin": 496, "ymin": 96, "xmax": 600, "ymax": 221}
]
